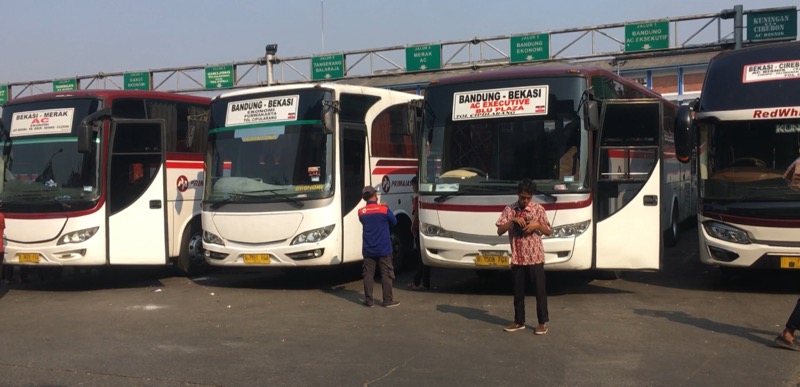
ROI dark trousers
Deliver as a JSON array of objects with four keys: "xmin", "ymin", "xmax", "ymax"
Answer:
[
  {"xmin": 412, "ymin": 236, "xmax": 430, "ymax": 288},
  {"xmin": 511, "ymin": 263, "xmax": 548, "ymax": 325},
  {"xmin": 363, "ymin": 255, "xmax": 395, "ymax": 304},
  {"xmin": 786, "ymin": 299, "xmax": 800, "ymax": 330}
]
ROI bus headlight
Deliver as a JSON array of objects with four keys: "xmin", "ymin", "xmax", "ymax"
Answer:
[
  {"xmin": 57, "ymin": 227, "xmax": 99, "ymax": 245},
  {"xmin": 292, "ymin": 225, "xmax": 335, "ymax": 245},
  {"xmin": 203, "ymin": 231, "xmax": 224, "ymax": 246},
  {"xmin": 544, "ymin": 220, "xmax": 590, "ymax": 239},
  {"xmin": 420, "ymin": 223, "xmax": 453, "ymax": 238},
  {"xmin": 703, "ymin": 221, "xmax": 751, "ymax": 244}
]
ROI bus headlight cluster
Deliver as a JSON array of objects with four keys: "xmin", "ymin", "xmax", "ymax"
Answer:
[
  {"xmin": 544, "ymin": 221, "xmax": 591, "ymax": 239},
  {"xmin": 703, "ymin": 221, "xmax": 751, "ymax": 244},
  {"xmin": 420, "ymin": 223, "xmax": 453, "ymax": 238},
  {"xmin": 57, "ymin": 227, "xmax": 99, "ymax": 245},
  {"xmin": 291, "ymin": 225, "xmax": 334, "ymax": 245},
  {"xmin": 203, "ymin": 231, "xmax": 224, "ymax": 246}
]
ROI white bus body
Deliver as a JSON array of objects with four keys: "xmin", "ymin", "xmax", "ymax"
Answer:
[{"xmin": 202, "ymin": 84, "xmax": 422, "ymax": 269}]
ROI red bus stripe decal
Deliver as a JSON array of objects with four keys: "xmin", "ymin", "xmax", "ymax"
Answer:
[
  {"xmin": 166, "ymin": 161, "xmax": 204, "ymax": 169},
  {"xmin": 420, "ymin": 198, "xmax": 591, "ymax": 212},
  {"xmin": 372, "ymin": 167, "xmax": 418, "ymax": 175},
  {"xmin": 375, "ymin": 160, "xmax": 417, "ymax": 167}
]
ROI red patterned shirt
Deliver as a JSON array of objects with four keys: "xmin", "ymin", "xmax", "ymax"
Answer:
[{"xmin": 496, "ymin": 201, "xmax": 549, "ymax": 265}]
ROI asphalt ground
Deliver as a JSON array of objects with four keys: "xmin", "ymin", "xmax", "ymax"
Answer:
[{"xmin": 2, "ymin": 225, "xmax": 800, "ymax": 386}]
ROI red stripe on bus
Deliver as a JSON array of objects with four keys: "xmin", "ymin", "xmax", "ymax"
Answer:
[
  {"xmin": 166, "ymin": 153, "xmax": 204, "ymax": 161},
  {"xmin": 703, "ymin": 211, "xmax": 800, "ymax": 228},
  {"xmin": 373, "ymin": 167, "xmax": 418, "ymax": 175},
  {"xmin": 166, "ymin": 161, "xmax": 204, "ymax": 169},
  {"xmin": 375, "ymin": 160, "xmax": 417, "ymax": 166},
  {"xmin": 420, "ymin": 198, "xmax": 591, "ymax": 212}
]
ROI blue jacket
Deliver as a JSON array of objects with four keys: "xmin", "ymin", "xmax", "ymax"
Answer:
[{"xmin": 358, "ymin": 200, "xmax": 397, "ymax": 258}]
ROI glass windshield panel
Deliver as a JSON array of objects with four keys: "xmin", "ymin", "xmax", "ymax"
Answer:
[
  {"xmin": 421, "ymin": 76, "xmax": 588, "ymax": 194},
  {"xmin": 699, "ymin": 120, "xmax": 800, "ymax": 201},
  {"xmin": 0, "ymin": 98, "xmax": 101, "ymax": 213},
  {"xmin": 206, "ymin": 90, "xmax": 333, "ymax": 203}
]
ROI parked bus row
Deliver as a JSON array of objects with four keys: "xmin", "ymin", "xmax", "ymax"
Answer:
[{"xmin": 2, "ymin": 40, "xmax": 794, "ymax": 278}]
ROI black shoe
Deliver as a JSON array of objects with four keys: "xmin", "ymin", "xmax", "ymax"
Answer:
[
  {"xmin": 382, "ymin": 300, "xmax": 400, "ymax": 308},
  {"xmin": 362, "ymin": 300, "xmax": 374, "ymax": 308}
]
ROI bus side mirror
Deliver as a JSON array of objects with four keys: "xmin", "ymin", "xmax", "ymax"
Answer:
[
  {"xmin": 321, "ymin": 100, "xmax": 339, "ymax": 134},
  {"xmin": 77, "ymin": 123, "xmax": 93, "ymax": 154},
  {"xmin": 407, "ymin": 100, "xmax": 423, "ymax": 135},
  {"xmin": 586, "ymin": 100, "xmax": 600, "ymax": 131},
  {"xmin": 674, "ymin": 103, "xmax": 695, "ymax": 163}
]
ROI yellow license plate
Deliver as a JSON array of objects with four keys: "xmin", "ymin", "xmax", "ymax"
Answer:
[
  {"xmin": 243, "ymin": 254, "xmax": 271, "ymax": 264},
  {"xmin": 18, "ymin": 253, "xmax": 40, "ymax": 264},
  {"xmin": 475, "ymin": 253, "xmax": 509, "ymax": 266},
  {"xmin": 780, "ymin": 257, "xmax": 800, "ymax": 269}
]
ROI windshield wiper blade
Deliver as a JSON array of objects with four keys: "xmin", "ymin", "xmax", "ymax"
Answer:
[
  {"xmin": 209, "ymin": 195, "xmax": 234, "ymax": 209},
  {"xmin": 53, "ymin": 196, "xmax": 71, "ymax": 209},
  {"xmin": 237, "ymin": 189, "xmax": 305, "ymax": 208},
  {"xmin": 434, "ymin": 185, "xmax": 496, "ymax": 203}
]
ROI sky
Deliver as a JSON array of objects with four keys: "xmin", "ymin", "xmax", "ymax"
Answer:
[{"xmin": 0, "ymin": 0, "xmax": 796, "ymax": 85}]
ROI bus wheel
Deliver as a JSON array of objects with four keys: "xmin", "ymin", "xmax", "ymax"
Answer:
[
  {"xmin": 390, "ymin": 229, "xmax": 408, "ymax": 272},
  {"xmin": 663, "ymin": 205, "xmax": 679, "ymax": 248},
  {"xmin": 176, "ymin": 223, "xmax": 210, "ymax": 277}
]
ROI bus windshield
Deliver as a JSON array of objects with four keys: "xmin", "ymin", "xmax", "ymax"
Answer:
[
  {"xmin": 0, "ymin": 98, "xmax": 101, "ymax": 213},
  {"xmin": 699, "ymin": 119, "xmax": 800, "ymax": 201},
  {"xmin": 421, "ymin": 76, "xmax": 588, "ymax": 195},
  {"xmin": 206, "ymin": 90, "xmax": 334, "ymax": 204}
]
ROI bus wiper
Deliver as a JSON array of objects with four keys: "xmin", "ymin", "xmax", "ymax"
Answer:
[
  {"xmin": 239, "ymin": 189, "xmax": 304, "ymax": 208},
  {"xmin": 535, "ymin": 191, "xmax": 557, "ymax": 203},
  {"xmin": 209, "ymin": 195, "xmax": 235, "ymax": 209},
  {"xmin": 53, "ymin": 196, "xmax": 72, "ymax": 209},
  {"xmin": 434, "ymin": 185, "xmax": 496, "ymax": 203}
]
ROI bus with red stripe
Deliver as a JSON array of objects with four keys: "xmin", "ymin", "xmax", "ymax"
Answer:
[
  {"xmin": 202, "ymin": 83, "xmax": 422, "ymax": 269},
  {"xmin": 418, "ymin": 66, "xmax": 695, "ymax": 274},
  {"xmin": 675, "ymin": 41, "xmax": 800, "ymax": 272},
  {"xmin": 0, "ymin": 90, "xmax": 210, "ymax": 275}
]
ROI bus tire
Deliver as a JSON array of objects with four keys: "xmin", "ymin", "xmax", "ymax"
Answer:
[
  {"xmin": 663, "ymin": 204, "xmax": 679, "ymax": 248},
  {"xmin": 176, "ymin": 222, "xmax": 210, "ymax": 277}
]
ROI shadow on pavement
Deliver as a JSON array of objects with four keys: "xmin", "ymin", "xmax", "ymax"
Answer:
[
  {"xmin": 436, "ymin": 304, "xmax": 510, "ymax": 327},
  {"xmin": 0, "ymin": 266, "xmax": 173, "ymax": 292},
  {"xmin": 193, "ymin": 262, "xmax": 363, "ymax": 291},
  {"xmin": 634, "ymin": 308, "xmax": 777, "ymax": 347}
]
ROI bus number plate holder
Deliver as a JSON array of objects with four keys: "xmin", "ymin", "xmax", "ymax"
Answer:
[
  {"xmin": 18, "ymin": 253, "xmax": 40, "ymax": 264},
  {"xmin": 780, "ymin": 257, "xmax": 800, "ymax": 269},
  {"xmin": 475, "ymin": 251, "xmax": 509, "ymax": 266},
  {"xmin": 243, "ymin": 254, "xmax": 271, "ymax": 264}
]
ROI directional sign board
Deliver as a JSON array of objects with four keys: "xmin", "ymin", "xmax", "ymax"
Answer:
[
  {"xmin": 53, "ymin": 78, "xmax": 78, "ymax": 92},
  {"xmin": 124, "ymin": 71, "xmax": 151, "ymax": 91},
  {"xmin": 0, "ymin": 85, "xmax": 7, "ymax": 105},
  {"xmin": 625, "ymin": 21, "xmax": 669, "ymax": 52},
  {"xmin": 747, "ymin": 9, "xmax": 797, "ymax": 41},
  {"xmin": 205, "ymin": 65, "xmax": 235, "ymax": 89},
  {"xmin": 510, "ymin": 34, "xmax": 550, "ymax": 63},
  {"xmin": 312, "ymin": 54, "xmax": 345, "ymax": 80},
  {"xmin": 406, "ymin": 44, "xmax": 442, "ymax": 72}
]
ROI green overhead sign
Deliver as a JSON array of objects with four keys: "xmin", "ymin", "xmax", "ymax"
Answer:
[
  {"xmin": 53, "ymin": 78, "xmax": 78, "ymax": 92},
  {"xmin": 124, "ymin": 72, "xmax": 151, "ymax": 91},
  {"xmin": 205, "ymin": 65, "xmax": 235, "ymax": 89},
  {"xmin": 625, "ymin": 21, "xmax": 669, "ymax": 52},
  {"xmin": 748, "ymin": 9, "xmax": 797, "ymax": 41},
  {"xmin": 510, "ymin": 34, "xmax": 550, "ymax": 63},
  {"xmin": 0, "ymin": 85, "xmax": 7, "ymax": 105},
  {"xmin": 406, "ymin": 44, "xmax": 442, "ymax": 72},
  {"xmin": 312, "ymin": 54, "xmax": 345, "ymax": 80}
]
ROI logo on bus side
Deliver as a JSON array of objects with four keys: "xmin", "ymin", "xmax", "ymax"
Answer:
[
  {"xmin": 381, "ymin": 175, "xmax": 413, "ymax": 194},
  {"xmin": 176, "ymin": 175, "xmax": 204, "ymax": 192}
]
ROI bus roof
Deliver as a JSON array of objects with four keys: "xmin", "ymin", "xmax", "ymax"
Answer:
[
  {"xmin": 5, "ymin": 90, "xmax": 210, "ymax": 106},
  {"xmin": 212, "ymin": 83, "xmax": 421, "ymax": 102},
  {"xmin": 427, "ymin": 64, "xmax": 666, "ymax": 100}
]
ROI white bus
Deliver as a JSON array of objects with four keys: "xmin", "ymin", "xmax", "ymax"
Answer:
[
  {"xmin": 675, "ymin": 41, "xmax": 800, "ymax": 271},
  {"xmin": 418, "ymin": 66, "xmax": 695, "ymax": 274},
  {"xmin": 0, "ymin": 90, "xmax": 211, "ymax": 275},
  {"xmin": 201, "ymin": 83, "xmax": 422, "ymax": 269}
]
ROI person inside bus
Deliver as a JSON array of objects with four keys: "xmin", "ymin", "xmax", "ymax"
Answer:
[
  {"xmin": 496, "ymin": 179, "xmax": 552, "ymax": 334},
  {"xmin": 259, "ymin": 139, "xmax": 290, "ymax": 186},
  {"xmin": 784, "ymin": 155, "xmax": 800, "ymax": 191}
]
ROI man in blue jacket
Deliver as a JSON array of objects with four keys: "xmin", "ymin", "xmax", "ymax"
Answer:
[{"xmin": 358, "ymin": 185, "xmax": 399, "ymax": 308}]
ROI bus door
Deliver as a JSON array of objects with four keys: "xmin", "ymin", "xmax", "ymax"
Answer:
[
  {"xmin": 340, "ymin": 122, "xmax": 367, "ymax": 263},
  {"xmin": 107, "ymin": 119, "xmax": 168, "ymax": 265},
  {"xmin": 594, "ymin": 101, "xmax": 662, "ymax": 270}
]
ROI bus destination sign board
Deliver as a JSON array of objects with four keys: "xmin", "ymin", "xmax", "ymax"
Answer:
[
  {"xmin": 312, "ymin": 54, "xmax": 344, "ymax": 80},
  {"xmin": 747, "ymin": 9, "xmax": 797, "ymax": 42},
  {"xmin": 124, "ymin": 72, "xmax": 151, "ymax": 91},
  {"xmin": 205, "ymin": 65, "xmax": 235, "ymax": 89},
  {"xmin": 53, "ymin": 78, "xmax": 78, "ymax": 92},
  {"xmin": 406, "ymin": 44, "xmax": 442, "ymax": 72},
  {"xmin": 0, "ymin": 85, "xmax": 7, "ymax": 105},
  {"xmin": 509, "ymin": 34, "xmax": 550, "ymax": 63},
  {"xmin": 625, "ymin": 21, "xmax": 669, "ymax": 52}
]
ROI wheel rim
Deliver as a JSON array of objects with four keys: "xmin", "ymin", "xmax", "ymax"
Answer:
[{"xmin": 188, "ymin": 231, "xmax": 204, "ymax": 265}]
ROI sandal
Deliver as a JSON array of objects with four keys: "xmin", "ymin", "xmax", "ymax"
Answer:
[{"xmin": 774, "ymin": 335, "xmax": 800, "ymax": 351}]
